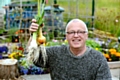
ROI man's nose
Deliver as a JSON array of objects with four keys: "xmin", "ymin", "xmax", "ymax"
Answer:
[{"xmin": 74, "ymin": 32, "xmax": 79, "ymax": 37}]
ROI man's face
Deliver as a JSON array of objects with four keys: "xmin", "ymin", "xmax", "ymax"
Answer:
[{"xmin": 66, "ymin": 22, "xmax": 88, "ymax": 49}]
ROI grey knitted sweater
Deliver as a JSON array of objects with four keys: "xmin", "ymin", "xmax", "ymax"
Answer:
[{"xmin": 34, "ymin": 45, "xmax": 112, "ymax": 80}]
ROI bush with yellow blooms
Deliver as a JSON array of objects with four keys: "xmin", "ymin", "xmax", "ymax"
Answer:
[
  {"xmin": 8, "ymin": 46, "xmax": 24, "ymax": 60},
  {"xmin": 103, "ymin": 48, "xmax": 120, "ymax": 61},
  {"xmin": 8, "ymin": 52, "xmax": 24, "ymax": 60}
]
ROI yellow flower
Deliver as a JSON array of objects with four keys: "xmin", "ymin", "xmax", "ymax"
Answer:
[
  {"xmin": 115, "ymin": 52, "xmax": 120, "ymax": 57},
  {"xmin": 64, "ymin": 39, "xmax": 68, "ymax": 43},
  {"xmin": 8, "ymin": 52, "xmax": 24, "ymax": 59},
  {"xmin": 95, "ymin": 48, "xmax": 99, "ymax": 51},
  {"xmin": 109, "ymin": 49, "xmax": 116, "ymax": 53},
  {"xmin": 108, "ymin": 58, "xmax": 112, "ymax": 61},
  {"xmin": 109, "ymin": 49, "xmax": 117, "ymax": 55},
  {"xmin": 103, "ymin": 53, "xmax": 110, "ymax": 59}
]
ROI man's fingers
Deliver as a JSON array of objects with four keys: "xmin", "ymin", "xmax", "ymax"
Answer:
[
  {"xmin": 29, "ymin": 23, "xmax": 39, "ymax": 32},
  {"xmin": 32, "ymin": 19, "xmax": 37, "ymax": 23}
]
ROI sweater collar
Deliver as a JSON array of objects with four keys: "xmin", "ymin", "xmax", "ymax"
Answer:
[{"xmin": 67, "ymin": 45, "xmax": 92, "ymax": 58}]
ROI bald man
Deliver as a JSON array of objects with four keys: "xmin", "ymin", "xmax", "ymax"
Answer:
[{"xmin": 29, "ymin": 19, "xmax": 112, "ymax": 80}]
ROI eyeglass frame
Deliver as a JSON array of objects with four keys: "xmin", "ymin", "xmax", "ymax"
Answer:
[{"xmin": 66, "ymin": 30, "xmax": 88, "ymax": 36}]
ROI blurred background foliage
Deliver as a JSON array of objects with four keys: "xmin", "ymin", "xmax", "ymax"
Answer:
[
  {"xmin": 0, "ymin": 0, "xmax": 120, "ymax": 42},
  {"xmin": 45, "ymin": 0, "xmax": 120, "ymax": 37}
]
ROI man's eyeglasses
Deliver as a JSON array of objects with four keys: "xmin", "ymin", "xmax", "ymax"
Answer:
[{"xmin": 66, "ymin": 31, "xmax": 87, "ymax": 35}]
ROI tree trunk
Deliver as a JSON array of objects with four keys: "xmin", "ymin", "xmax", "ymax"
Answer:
[{"xmin": 0, "ymin": 59, "xmax": 23, "ymax": 80}]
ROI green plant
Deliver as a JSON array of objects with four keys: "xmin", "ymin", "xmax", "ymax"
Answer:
[
  {"xmin": 0, "ymin": 29, "xmax": 4, "ymax": 34},
  {"xmin": 7, "ymin": 28, "xmax": 19, "ymax": 35},
  {"xmin": 86, "ymin": 39, "xmax": 101, "ymax": 49}
]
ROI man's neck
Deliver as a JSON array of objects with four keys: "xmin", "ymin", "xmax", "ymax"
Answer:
[{"xmin": 70, "ymin": 46, "xmax": 87, "ymax": 56}]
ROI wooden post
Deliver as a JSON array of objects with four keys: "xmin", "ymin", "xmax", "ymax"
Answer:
[{"xmin": 0, "ymin": 59, "xmax": 23, "ymax": 80}]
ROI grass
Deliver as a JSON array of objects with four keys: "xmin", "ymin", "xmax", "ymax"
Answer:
[
  {"xmin": 46, "ymin": 0, "xmax": 120, "ymax": 37},
  {"xmin": 95, "ymin": 0, "xmax": 120, "ymax": 37}
]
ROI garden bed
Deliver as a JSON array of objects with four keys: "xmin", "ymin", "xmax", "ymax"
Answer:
[
  {"xmin": 108, "ymin": 61, "xmax": 120, "ymax": 69},
  {"xmin": 108, "ymin": 61, "xmax": 120, "ymax": 79}
]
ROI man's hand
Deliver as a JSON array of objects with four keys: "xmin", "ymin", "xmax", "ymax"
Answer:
[{"xmin": 29, "ymin": 19, "xmax": 39, "ymax": 32}]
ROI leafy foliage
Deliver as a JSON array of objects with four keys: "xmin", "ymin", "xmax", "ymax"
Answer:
[{"xmin": 86, "ymin": 39, "xmax": 101, "ymax": 49}]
